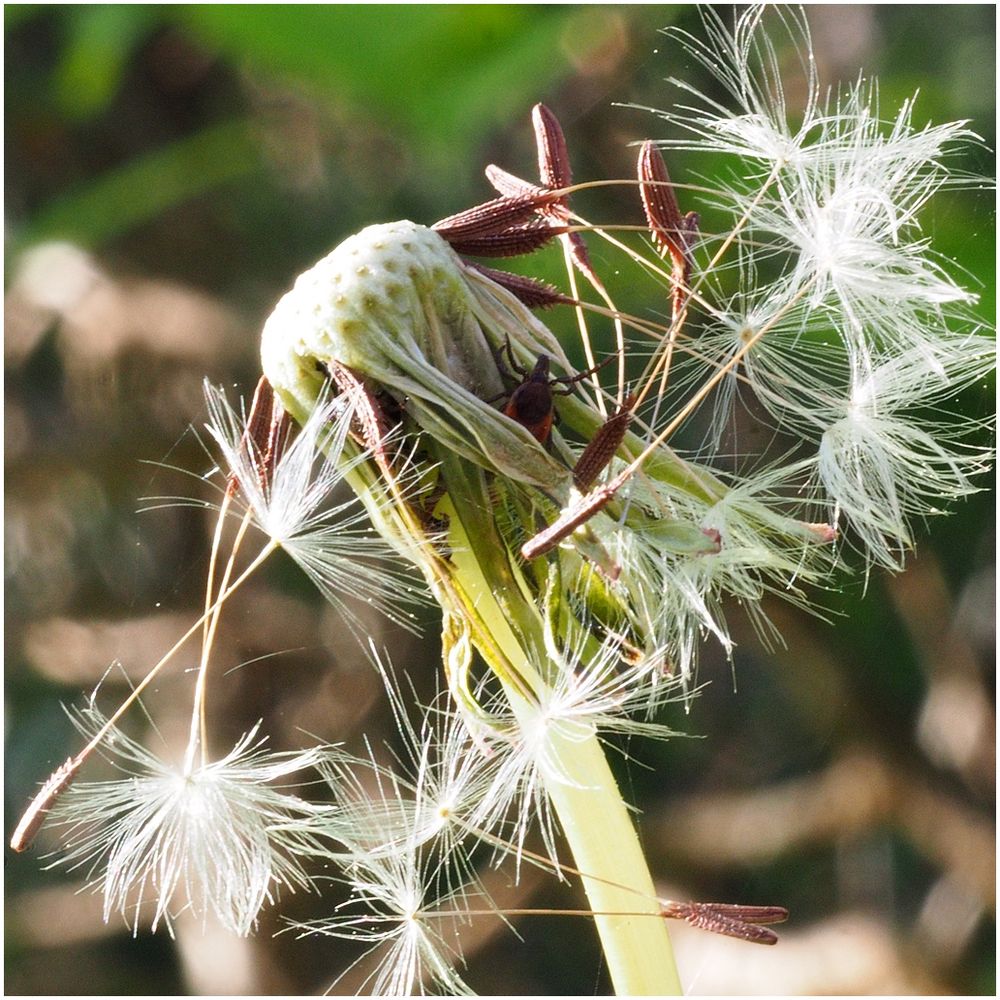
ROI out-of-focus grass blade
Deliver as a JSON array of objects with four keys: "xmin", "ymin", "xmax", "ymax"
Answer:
[
  {"xmin": 54, "ymin": 6, "xmax": 158, "ymax": 121},
  {"xmin": 15, "ymin": 119, "xmax": 261, "ymax": 251},
  {"xmin": 175, "ymin": 6, "xmax": 583, "ymax": 164}
]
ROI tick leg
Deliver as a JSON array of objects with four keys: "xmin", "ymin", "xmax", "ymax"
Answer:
[
  {"xmin": 550, "ymin": 353, "xmax": 616, "ymax": 394},
  {"xmin": 493, "ymin": 334, "xmax": 529, "ymax": 381}
]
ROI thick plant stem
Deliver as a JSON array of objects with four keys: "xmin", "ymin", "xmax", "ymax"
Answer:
[
  {"xmin": 527, "ymin": 713, "xmax": 682, "ymax": 996},
  {"xmin": 447, "ymin": 512, "xmax": 681, "ymax": 996}
]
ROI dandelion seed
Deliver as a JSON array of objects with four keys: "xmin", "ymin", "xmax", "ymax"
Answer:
[
  {"xmin": 303, "ymin": 852, "xmax": 478, "ymax": 996},
  {"xmin": 466, "ymin": 629, "xmax": 687, "ymax": 867},
  {"xmin": 643, "ymin": 3, "xmax": 982, "ymax": 383},
  {"xmin": 48, "ymin": 708, "xmax": 329, "ymax": 936},
  {"xmin": 294, "ymin": 777, "xmax": 480, "ymax": 997},
  {"xmin": 202, "ymin": 380, "xmax": 428, "ymax": 631},
  {"xmin": 815, "ymin": 339, "xmax": 994, "ymax": 569},
  {"xmin": 311, "ymin": 666, "xmax": 502, "ymax": 869},
  {"xmin": 616, "ymin": 463, "xmax": 837, "ymax": 683}
]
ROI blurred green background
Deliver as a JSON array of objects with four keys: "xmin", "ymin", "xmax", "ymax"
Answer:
[{"xmin": 5, "ymin": 5, "xmax": 994, "ymax": 995}]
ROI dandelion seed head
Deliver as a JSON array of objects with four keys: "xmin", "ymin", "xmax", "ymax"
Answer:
[{"xmin": 13, "ymin": 8, "xmax": 992, "ymax": 995}]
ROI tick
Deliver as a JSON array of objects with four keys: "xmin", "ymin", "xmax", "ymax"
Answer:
[{"xmin": 491, "ymin": 338, "xmax": 612, "ymax": 444}]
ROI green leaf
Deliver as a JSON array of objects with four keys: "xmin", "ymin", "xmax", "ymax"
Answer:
[
  {"xmin": 173, "ymin": 6, "xmax": 586, "ymax": 161},
  {"xmin": 18, "ymin": 119, "xmax": 261, "ymax": 250},
  {"xmin": 53, "ymin": 6, "xmax": 158, "ymax": 121}
]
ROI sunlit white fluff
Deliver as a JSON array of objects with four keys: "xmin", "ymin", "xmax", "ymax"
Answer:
[
  {"xmin": 297, "ymin": 839, "xmax": 478, "ymax": 997},
  {"xmin": 814, "ymin": 338, "xmax": 994, "ymax": 569},
  {"xmin": 743, "ymin": 95, "xmax": 978, "ymax": 371},
  {"xmin": 294, "ymin": 729, "xmax": 482, "ymax": 999},
  {"xmin": 645, "ymin": 5, "xmax": 980, "ymax": 375},
  {"xmin": 202, "ymin": 380, "xmax": 427, "ymax": 631},
  {"xmin": 468, "ymin": 630, "xmax": 686, "ymax": 865},
  {"xmin": 644, "ymin": 5, "xmax": 822, "ymax": 169},
  {"xmin": 668, "ymin": 269, "xmax": 839, "ymax": 446},
  {"xmin": 310, "ymin": 654, "xmax": 503, "ymax": 866},
  {"xmin": 49, "ymin": 708, "xmax": 327, "ymax": 936},
  {"xmin": 630, "ymin": 3, "xmax": 991, "ymax": 588},
  {"xmin": 618, "ymin": 464, "xmax": 838, "ymax": 684}
]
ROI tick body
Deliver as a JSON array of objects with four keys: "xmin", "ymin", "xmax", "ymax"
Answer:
[
  {"xmin": 503, "ymin": 355, "xmax": 558, "ymax": 443},
  {"xmin": 493, "ymin": 339, "xmax": 612, "ymax": 445}
]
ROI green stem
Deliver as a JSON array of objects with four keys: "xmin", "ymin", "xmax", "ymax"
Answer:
[
  {"xmin": 447, "ymin": 502, "xmax": 681, "ymax": 996},
  {"xmin": 524, "ymin": 713, "xmax": 682, "ymax": 996}
]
